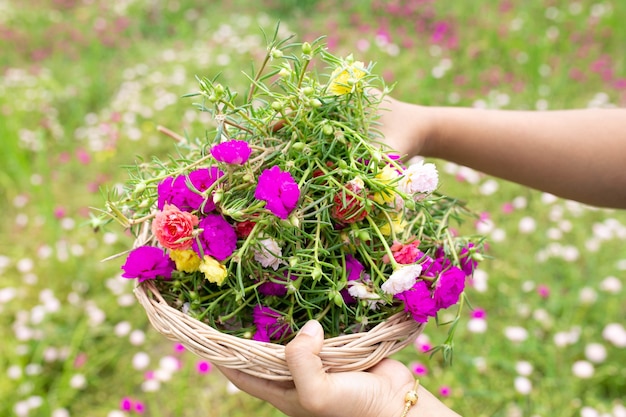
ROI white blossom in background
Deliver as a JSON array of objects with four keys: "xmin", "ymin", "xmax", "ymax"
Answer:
[
  {"xmin": 514, "ymin": 376, "xmax": 532, "ymax": 395},
  {"xmin": 599, "ymin": 276, "xmax": 622, "ymax": 293},
  {"xmin": 70, "ymin": 373, "xmax": 87, "ymax": 389},
  {"xmin": 129, "ymin": 329, "xmax": 146, "ymax": 346},
  {"xmin": 132, "ymin": 352, "xmax": 150, "ymax": 370},
  {"xmin": 584, "ymin": 343, "xmax": 607, "ymax": 363},
  {"xmin": 504, "ymin": 326, "xmax": 529, "ymax": 343},
  {"xmin": 518, "ymin": 217, "xmax": 537, "ymax": 234},
  {"xmin": 467, "ymin": 318, "xmax": 487, "ymax": 333},
  {"xmin": 572, "ymin": 360, "xmax": 595, "ymax": 379},
  {"xmin": 515, "ymin": 361, "xmax": 534, "ymax": 376},
  {"xmin": 602, "ymin": 323, "xmax": 626, "ymax": 348}
]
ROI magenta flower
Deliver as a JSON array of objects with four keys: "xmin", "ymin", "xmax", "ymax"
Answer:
[
  {"xmin": 121, "ymin": 246, "xmax": 175, "ymax": 282},
  {"xmin": 120, "ymin": 397, "xmax": 133, "ymax": 412},
  {"xmin": 252, "ymin": 305, "xmax": 292, "ymax": 342},
  {"xmin": 395, "ymin": 280, "xmax": 438, "ymax": 323},
  {"xmin": 433, "ymin": 266, "xmax": 466, "ymax": 309},
  {"xmin": 254, "ymin": 166, "xmax": 300, "ymax": 219},
  {"xmin": 157, "ymin": 167, "xmax": 224, "ymax": 213},
  {"xmin": 211, "ymin": 140, "xmax": 252, "ymax": 165},
  {"xmin": 196, "ymin": 360, "xmax": 212, "ymax": 374},
  {"xmin": 258, "ymin": 272, "xmax": 297, "ymax": 297},
  {"xmin": 341, "ymin": 254, "xmax": 366, "ymax": 304},
  {"xmin": 192, "ymin": 214, "xmax": 237, "ymax": 261},
  {"xmin": 459, "ymin": 243, "xmax": 478, "ymax": 276}
]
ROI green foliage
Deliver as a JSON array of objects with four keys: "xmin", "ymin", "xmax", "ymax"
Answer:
[{"xmin": 1, "ymin": 1, "xmax": 625, "ymax": 417}]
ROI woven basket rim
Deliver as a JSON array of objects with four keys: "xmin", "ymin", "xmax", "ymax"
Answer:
[{"xmin": 134, "ymin": 280, "xmax": 424, "ymax": 381}]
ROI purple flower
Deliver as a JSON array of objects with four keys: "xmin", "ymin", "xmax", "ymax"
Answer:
[
  {"xmin": 395, "ymin": 280, "xmax": 438, "ymax": 323},
  {"xmin": 157, "ymin": 167, "xmax": 224, "ymax": 213},
  {"xmin": 341, "ymin": 254, "xmax": 365, "ymax": 304},
  {"xmin": 252, "ymin": 305, "xmax": 292, "ymax": 342},
  {"xmin": 121, "ymin": 246, "xmax": 175, "ymax": 282},
  {"xmin": 254, "ymin": 166, "xmax": 300, "ymax": 219},
  {"xmin": 433, "ymin": 266, "xmax": 466, "ymax": 309},
  {"xmin": 258, "ymin": 272, "xmax": 297, "ymax": 297},
  {"xmin": 210, "ymin": 140, "xmax": 252, "ymax": 165},
  {"xmin": 192, "ymin": 214, "xmax": 237, "ymax": 261},
  {"xmin": 459, "ymin": 243, "xmax": 478, "ymax": 276}
]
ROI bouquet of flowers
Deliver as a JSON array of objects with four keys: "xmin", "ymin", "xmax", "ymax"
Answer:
[{"xmin": 100, "ymin": 30, "xmax": 483, "ymax": 380}]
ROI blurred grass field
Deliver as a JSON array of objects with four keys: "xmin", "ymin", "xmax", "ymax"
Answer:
[{"xmin": 1, "ymin": 1, "xmax": 625, "ymax": 416}]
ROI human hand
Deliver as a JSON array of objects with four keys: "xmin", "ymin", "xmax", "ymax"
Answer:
[
  {"xmin": 218, "ymin": 320, "xmax": 460, "ymax": 417},
  {"xmin": 373, "ymin": 92, "xmax": 435, "ymax": 160}
]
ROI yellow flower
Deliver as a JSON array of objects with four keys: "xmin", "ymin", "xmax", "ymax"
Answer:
[
  {"xmin": 328, "ymin": 61, "xmax": 367, "ymax": 95},
  {"xmin": 199, "ymin": 255, "xmax": 227, "ymax": 285},
  {"xmin": 373, "ymin": 165, "xmax": 399, "ymax": 205},
  {"xmin": 379, "ymin": 213, "xmax": 407, "ymax": 236},
  {"xmin": 169, "ymin": 249, "xmax": 201, "ymax": 273}
]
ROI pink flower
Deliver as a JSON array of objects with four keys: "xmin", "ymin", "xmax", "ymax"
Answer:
[
  {"xmin": 433, "ymin": 266, "xmax": 466, "ymax": 309},
  {"xmin": 255, "ymin": 166, "xmax": 300, "ymax": 219},
  {"xmin": 157, "ymin": 167, "xmax": 224, "ymax": 213},
  {"xmin": 211, "ymin": 140, "xmax": 252, "ymax": 165},
  {"xmin": 395, "ymin": 280, "xmax": 438, "ymax": 323},
  {"xmin": 196, "ymin": 360, "xmax": 212, "ymax": 374},
  {"xmin": 120, "ymin": 397, "xmax": 133, "ymax": 411},
  {"xmin": 385, "ymin": 240, "xmax": 421, "ymax": 264},
  {"xmin": 471, "ymin": 308, "xmax": 487, "ymax": 319},
  {"xmin": 151, "ymin": 204, "xmax": 199, "ymax": 250},
  {"xmin": 121, "ymin": 246, "xmax": 175, "ymax": 282},
  {"xmin": 439, "ymin": 386, "xmax": 451, "ymax": 397},
  {"xmin": 252, "ymin": 305, "xmax": 292, "ymax": 342},
  {"xmin": 192, "ymin": 214, "xmax": 237, "ymax": 261},
  {"xmin": 411, "ymin": 362, "xmax": 429, "ymax": 376}
]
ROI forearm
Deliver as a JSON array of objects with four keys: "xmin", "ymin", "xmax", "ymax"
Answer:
[{"xmin": 422, "ymin": 107, "xmax": 626, "ymax": 209}]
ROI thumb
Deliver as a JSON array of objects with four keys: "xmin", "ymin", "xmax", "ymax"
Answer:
[{"xmin": 285, "ymin": 320, "xmax": 326, "ymax": 395}]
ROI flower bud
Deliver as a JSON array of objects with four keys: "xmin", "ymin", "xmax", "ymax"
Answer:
[
  {"xmin": 301, "ymin": 86, "xmax": 315, "ymax": 96},
  {"xmin": 322, "ymin": 124, "xmax": 334, "ymax": 135},
  {"xmin": 288, "ymin": 214, "xmax": 300, "ymax": 228},
  {"xmin": 270, "ymin": 48, "xmax": 283, "ymax": 59},
  {"xmin": 214, "ymin": 83, "xmax": 225, "ymax": 97},
  {"xmin": 271, "ymin": 101, "xmax": 284, "ymax": 111},
  {"xmin": 302, "ymin": 42, "xmax": 312, "ymax": 55},
  {"xmin": 311, "ymin": 266, "xmax": 323, "ymax": 281},
  {"xmin": 357, "ymin": 229, "xmax": 371, "ymax": 242},
  {"xmin": 133, "ymin": 181, "xmax": 147, "ymax": 196},
  {"xmin": 404, "ymin": 198, "xmax": 416, "ymax": 211},
  {"xmin": 333, "ymin": 291, "xmax": 344, "ymax": 307},
  {"xmin": 310, "ymin": 98, "xmax": 322, "ymax": 108},
  {"xmin": 213, "ymin": 189, "xmax": 223, "ymax": 204}
]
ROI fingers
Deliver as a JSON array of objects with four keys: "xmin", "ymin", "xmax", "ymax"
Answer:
[
  {"xmin": 285, "ymin": 320, "xmax": 328, "ymax": 404},
  {"xmin": 216, "ymin": 366, "xmax": 292, "ymax": 403}
]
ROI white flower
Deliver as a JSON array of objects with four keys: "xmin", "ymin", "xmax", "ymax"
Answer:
[
  {"xmin": 503, "ymin": 326, "xmax": 528, "ymax": 343},
  {"xmin": 347, "ymin": 282, "xmax": 382, "ymax": 310},
  {"xmin": 254, "ymin": 238, "xmax": 284, "ymax": 270},
  {"xmin": 515, "ymin": 361, "xmax": 533, "ymax": 376},
  {"xmin": 599, "ymin": 276, "xmax": 622, "ymax": 293},
  {"xmin": 69, "ymin": 373, "xmax": 87, "ymax": 389},
  {"xmin": 398, "ymin": 160, "xmax": 438, "ymax": 195},
  {"xmin": 467, "ymin": 318, "xmax": 487, "ymax": 333},
  {"xmin": 572, "ymin": 360, "xmax": 595, "ymax": 379},
  {"xmin": 381, "ymin": 265, "xmax": 422, "ymax": 295},
  {"xmin": 584, "ymin": 343, "xmax": 607, "ymax": 363},
  {"xmin": 514, "ymin": 376, "xmax": 532, "ymax": 395},
  {"xmin": 132, "ymin": 352, "xmax": 150, "ymax": 370},
  {"xmin": 602, "ymin": 323, "xmax": 626, "ymax": 347}
]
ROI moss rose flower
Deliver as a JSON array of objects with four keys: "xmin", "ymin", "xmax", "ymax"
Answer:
[
  {"xmin": 254, "ymin": 166, "xmax": 300, "ymax": 219},
  {"xmin": 192, "ymin": 214, "xmax": 237, "ymax": 261},
  {"xmin": 210, "ymin": 140, "xmax": 252, "ymax": 165},
  {"xmin": 121, "ymin": 246, "xmax": 175, "ymax": 282},
  {"xmin": 157, "ymin": 167, "xmax": 224, "ymax": 213},
  {"xmin": 331, "ymin": 178, "xmax": 369, "ymax": 224},
  {"xmin": 152, "ymin": 203, "xmax": 199, "ymax": 250}
]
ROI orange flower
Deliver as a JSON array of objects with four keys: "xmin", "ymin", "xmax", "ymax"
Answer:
[{"xmin": 151, "ymin": 203, "xmax": 199, "ymax": 250}]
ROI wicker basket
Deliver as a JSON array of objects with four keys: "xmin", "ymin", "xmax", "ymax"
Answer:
[{"xmin": 134, "ymin": 280, "xmax": 424, "ymax": 381}]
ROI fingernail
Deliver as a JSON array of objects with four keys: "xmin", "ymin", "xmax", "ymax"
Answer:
[{"xmin": 299, "ymin": 320, "xmax": 322, "ymax": 337}]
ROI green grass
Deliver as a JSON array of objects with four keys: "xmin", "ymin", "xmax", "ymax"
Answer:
[{"xmin": 1, "ymin": 1, "xmax": 625, "ymax": 416}]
